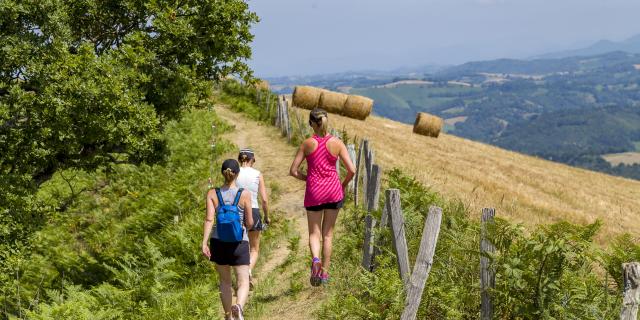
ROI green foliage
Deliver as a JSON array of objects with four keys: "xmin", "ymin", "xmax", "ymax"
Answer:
[
  {"xmin": 492, "ymin": 221, "xmax": 618, "ymax": 319},
  {"xmin": 320, "ymin": 168, "xmax": 630, "ymax": 319},
  {"xmin": 219, "ymin": 80, "xmax": 277, "ymax": 123},
  {"xmin": 1, "ymin": 0, "xmax": 258, "ymax": 257},
  {"xmin": 602, "ymin": 234, "xmax": 640, "ymax": 289},
  {"xmin": 1, "ymin": 109, "xmax": 233, "ymax": 318}
]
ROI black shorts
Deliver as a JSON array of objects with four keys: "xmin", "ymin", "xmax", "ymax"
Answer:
[
  {"xmin": 209, "ymin": 238, "xmax": 250, "ymax": 266},
  {"xmin": 249, "ymin": 208, "xmax": 265, "ymax": 232},
  {"xmin": 305, "ymin": 199, "xmax": 344, "ymax": 212}
]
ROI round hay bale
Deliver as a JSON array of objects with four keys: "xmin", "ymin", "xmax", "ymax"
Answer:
[
  {"xmin": 413, "ymin": 112, "xmax": 443, "ymax": 138},
  {"xmin": 293, "ymin": 86, "xmax": 323, "ymax": 110},
  {"xmin": 342, "ymin": 95, "xmax": 373, "ymax": 120},
  {"xmin": 254, "ymin": 79, "xmax": 270, "ymax": 91},
  {"xmin": 318, "ymin": 91, "xmax": 348, "ymax": 114}
]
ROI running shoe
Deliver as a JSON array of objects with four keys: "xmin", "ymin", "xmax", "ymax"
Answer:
[
  {"xmin": 310, "ymin": 257, "xmax": 322, "ymax": 287},
  {"xmin": 320, "ymin": 272, "xmax": 330, "ymax": 286},
  {"xmin": 231, "ymin": 304, "xmax": 244, "ymax": 320}
]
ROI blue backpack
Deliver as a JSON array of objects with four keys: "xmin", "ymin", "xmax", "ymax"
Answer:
[{"xmin": 215, "ymin": 188, "xmax": 244, "ymax": 242}]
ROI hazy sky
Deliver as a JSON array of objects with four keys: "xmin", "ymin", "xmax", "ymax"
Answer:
[{"xmin": 247, "ymin": 0, "xmax": 640, "ymax": 77}]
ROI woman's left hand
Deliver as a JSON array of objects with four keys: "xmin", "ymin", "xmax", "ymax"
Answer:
[{"xmin": 202, "ymin": 243, "xmax": 211, "ymax": 259}]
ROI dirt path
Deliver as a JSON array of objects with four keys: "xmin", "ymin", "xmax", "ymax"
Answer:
[{"xmin": 216, "ymin": 105, "xmax": 327, "ymax": 320}]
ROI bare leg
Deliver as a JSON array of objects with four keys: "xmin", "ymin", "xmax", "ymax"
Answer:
[
  {"xmin": 215, "ymin": 264, "xmax": 233, "ymax": 315},
  {"xmin": 234, "ymin": 265, "xmax": 251, "ymax": 307},
  {"xmin": 307, "ymin": 210, "xmax": 324, "ymax": 259},
  {"xmin": 248, "ymin": 230, "xmax": 261, "ymax": 272},
  {"xmin": 321, "ymin": 209, "xmax": 340, "ymax": 273}
]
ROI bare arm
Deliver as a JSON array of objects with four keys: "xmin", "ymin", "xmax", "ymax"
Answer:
[
  {"xmin": 258, "ymin": 174, "xmax": 270, "ymax": 224},
  {"xmin": 338, "ymin": 141, "xmax": 356, "ymax": 190},
  {"xmin": 202, "ymin": 189, "xmax": 218, "ymax": 258},
  {"xmin": 289, "ymin": 144, "xmax": 307, "ymax": 181},
  {"xmin": 242, "ymin": 190, "xmax": 254, "ymax": 229}
]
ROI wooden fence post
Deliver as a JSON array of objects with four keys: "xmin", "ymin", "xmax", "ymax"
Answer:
[
  {"xmin": 372, "ymin": 191, "xmax": 392, "ymax": 270},
  {"xmin": 354, "ymin": 139, "xmax": 365, "ymax": 205},
  {"xmin": 401, "ymin": 206, "xmax": 443, "ymax": 320},
  {"xmin": 347, "ymin": 144, "xmax": 356, "ymax": 193},
  {"xmin": 362, "ymin": 214, "xmax": 377, "ymax": 271},
  {"xmin": 366, "ymin": 164, "xmax": 382, "ymax": 212},
  {"xmin": 275, "ymin": 97, "xmax": 281, "ymax": 127},
  {"xmin": 331, "ymin": 129, "xmax": 342, "ymax": 172},
  {"xmin": 362, "ymin": 140, "xmax": 372, "ymax": 208},
  {"xmin": 284, "ymin": 99, "xmax": 292, "ymax": 142},
  {"xmin": 481, "ymin": 208, "xmax": 496, "ymax": 320},
  {"xmin": 365, "ymin": 148, "xmax": 375, "ymax": 208},
  {"xmin": 387, "ymin": 189, "xmax": 411, "ymax": 287},
  {"xmin": 280, "ymin": 100, "xmax": 286, "ymax": 135},
  {"xmin": 621, "ymin": 262, "xmax": 640, "ymax": 320}
]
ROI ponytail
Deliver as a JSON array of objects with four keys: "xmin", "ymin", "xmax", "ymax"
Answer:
[
  {"xmin": 238, "ymin": 153, "xmax": 250, "ymax": 164},
  {"xmin": 309, "ymin": 108, "xmax": 329, "ymax": 137},
  {"xmin": 222, "ymin": 168, "xmax": 237, "ymax": 184},
  {"xmin": 238, "ymin": 149, "xmax": 254, "ymax": 166},
  {"xmin": 319, "ymin": 116, "xmax": 328, "ymax": 137}
]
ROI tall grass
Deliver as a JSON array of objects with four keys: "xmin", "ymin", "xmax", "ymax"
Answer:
[{"xmin": 1, "ymin": 109, "xmax": 235, "ymax": 319}]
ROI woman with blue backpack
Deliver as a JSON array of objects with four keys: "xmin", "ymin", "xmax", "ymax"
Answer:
[{"xmin": 202, "ymin": 159, "xmax": 253, "ymax": 320}]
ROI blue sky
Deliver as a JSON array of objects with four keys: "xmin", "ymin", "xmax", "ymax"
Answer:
[{"xmin": 247, "ymin": 0, "xmax": 640, "ymax": 77}]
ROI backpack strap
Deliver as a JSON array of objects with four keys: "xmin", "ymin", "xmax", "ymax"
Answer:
[
  {"xmin": 214, "ymin": 188, "xmax": 224, "ymax": 207},
  {"xmin": 232, "ymin": 188, "xmax": 244, "ymax": 206}
]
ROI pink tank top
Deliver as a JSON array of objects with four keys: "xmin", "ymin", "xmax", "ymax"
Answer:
[{"xmin": 304, "ymin": 135, "xmax": 344, "ymax": 207}]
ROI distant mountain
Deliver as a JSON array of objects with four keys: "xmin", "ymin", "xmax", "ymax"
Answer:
[
  {"xmin": 436, "ymin": 51, "xmax": 635, "ymax": 78},
  {"xmin": 264, "ymin": 64, "xmax": 445, "ymax": 94},
  {"xmin": 533, "ymin": 34, "xmax": 640, "ymax": 59}
]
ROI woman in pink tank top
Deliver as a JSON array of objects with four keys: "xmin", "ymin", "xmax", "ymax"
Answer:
[{"xmin": 289, "ymin": 108, "xmax": 356, "ymax": 287}]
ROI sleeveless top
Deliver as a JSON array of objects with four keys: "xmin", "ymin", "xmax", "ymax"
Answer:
[
  {"xmin": 237, "ymin": 167, "xmax": 260, "ymax": 209},
  {"xmin": 304, "ymin": 134, "xmax": 344, "ymax": 207},
  {"xmin": 211, "ymin": 187, "xmax": 249, "ymax": 241}
]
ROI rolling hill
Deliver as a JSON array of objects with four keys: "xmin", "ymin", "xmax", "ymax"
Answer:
[{"xmin": 533, "ymin": 34, "xmax": 640, "ymax": 59}]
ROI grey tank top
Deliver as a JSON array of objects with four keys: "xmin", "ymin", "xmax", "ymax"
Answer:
[{"xmin": 211, "ymin": 187, "xmax": 249, "ymax": 241}]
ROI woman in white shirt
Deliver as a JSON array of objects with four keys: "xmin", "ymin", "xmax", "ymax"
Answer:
[{"xmin": 235, "ymin": 148, "xmax": 270, "ymax": 287}]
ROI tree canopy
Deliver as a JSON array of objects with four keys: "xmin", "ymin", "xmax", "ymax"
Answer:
[{"xmin": 0, "ymin": 0, "xmax": 258, "ymax": 255}]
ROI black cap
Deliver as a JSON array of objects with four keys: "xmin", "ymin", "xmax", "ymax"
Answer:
[
  {"xmin": 221, "ymin": 159, "xmax": 240, "ymax": 174},
  {"xmin": 239, "ymin": 148, "xmax": 255, "ymax": 160}
]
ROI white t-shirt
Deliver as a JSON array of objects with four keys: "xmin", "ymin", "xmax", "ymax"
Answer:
[{"xmin": 237, "ymin": 167, "xmax": 260, "ymax": 209}]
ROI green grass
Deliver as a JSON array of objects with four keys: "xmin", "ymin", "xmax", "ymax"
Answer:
[{"xmin": 2, "ymin": 109, "xmax": 236, "ymax": 319}]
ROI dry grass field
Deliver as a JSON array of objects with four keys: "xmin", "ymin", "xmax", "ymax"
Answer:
[{"xmin": 288, "ymin": 103, "xmax": 640, "ymax": 240}]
